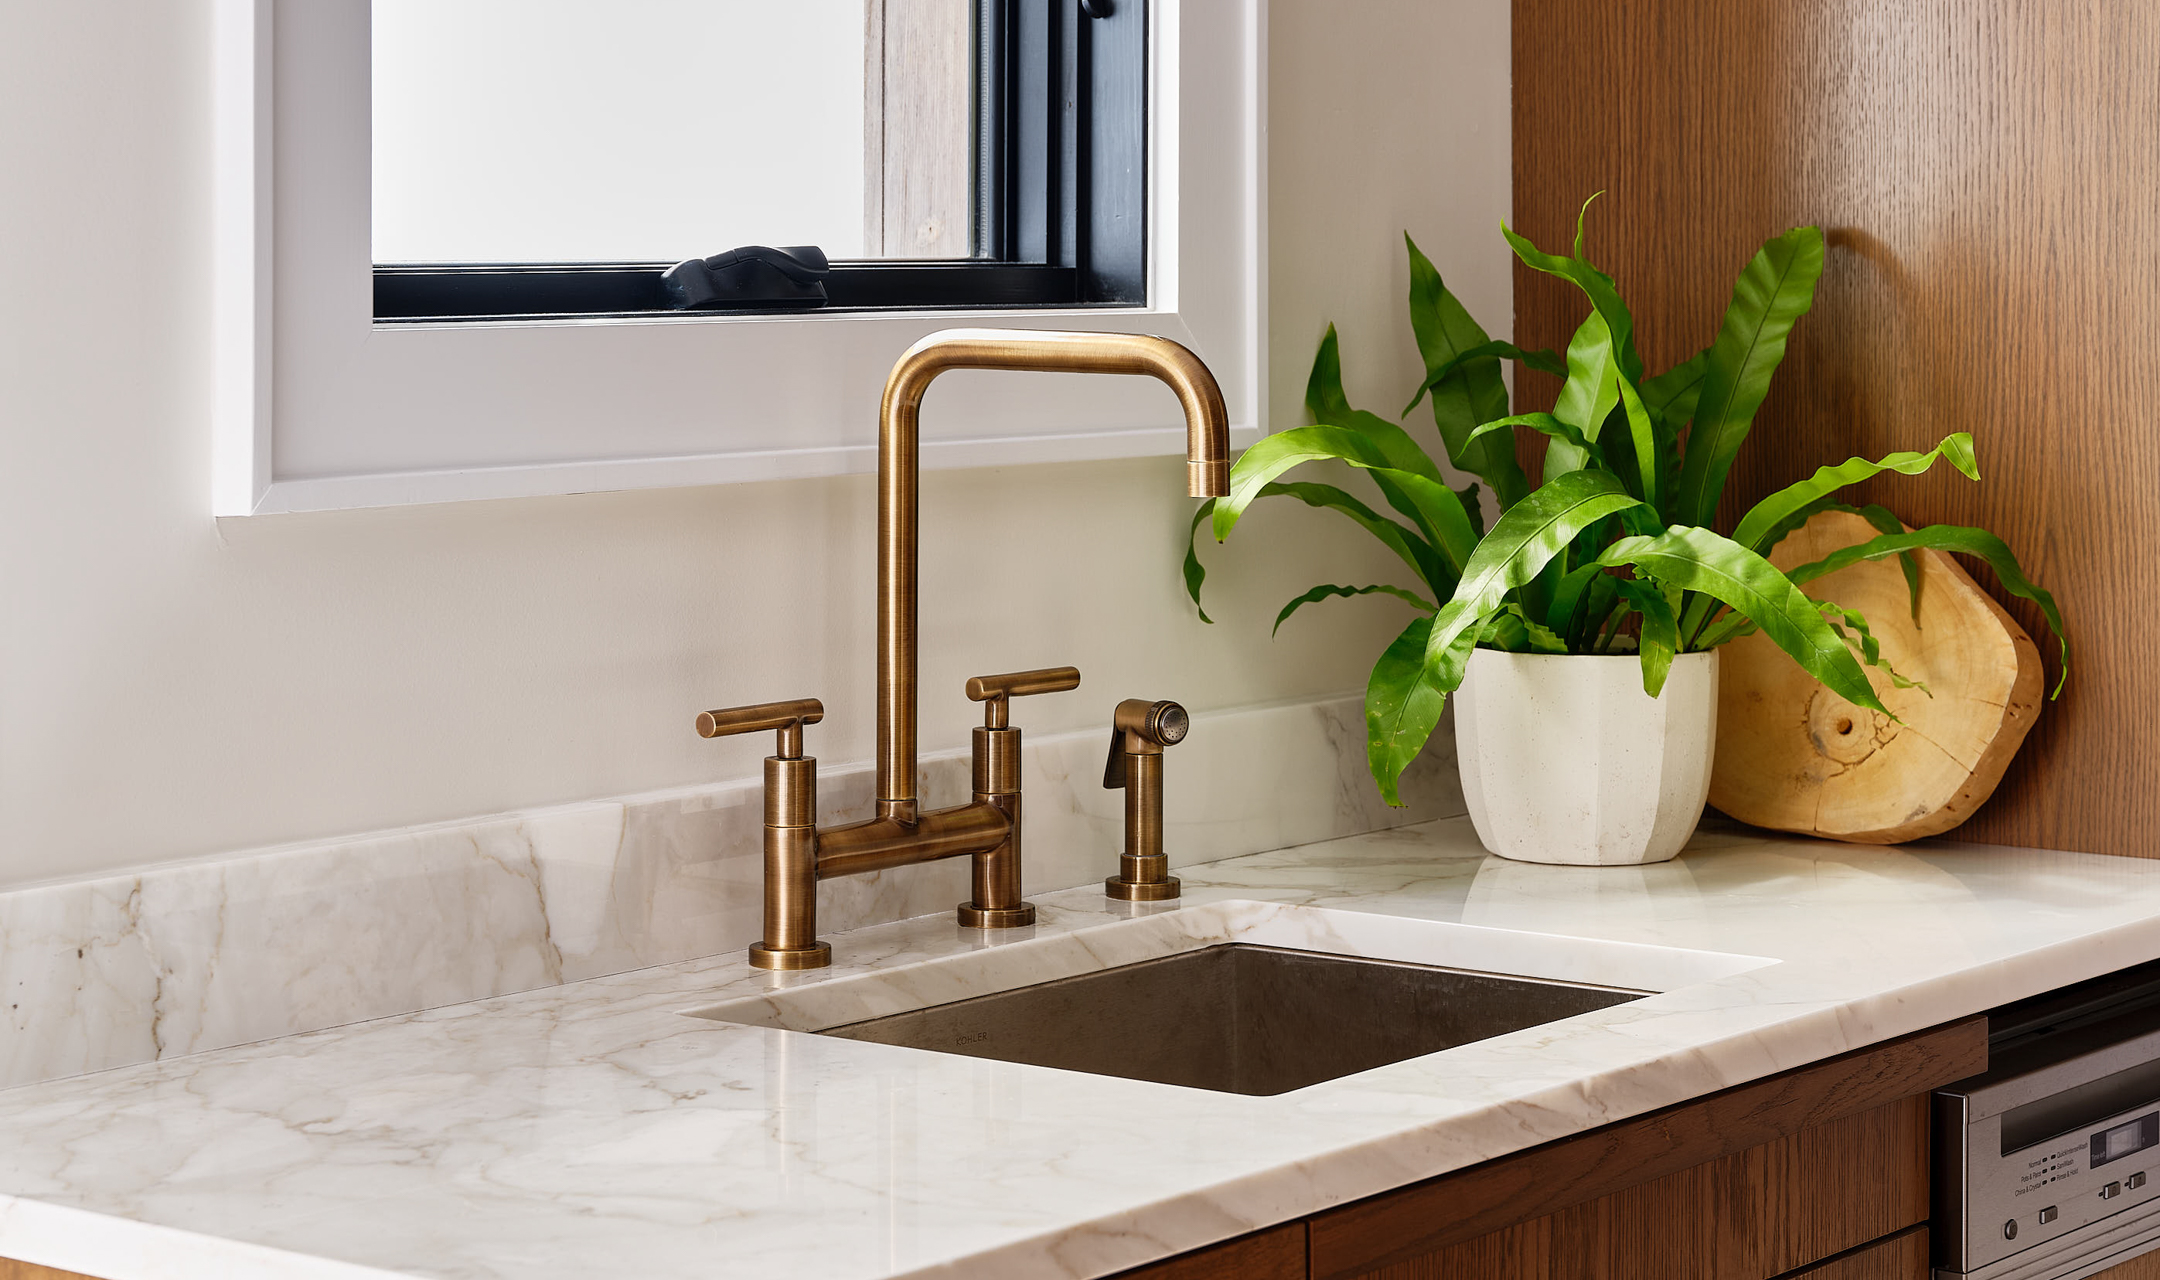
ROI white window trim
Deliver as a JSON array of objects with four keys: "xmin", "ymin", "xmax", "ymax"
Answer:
[{"xmin": 210, "ymin": 0, "xmax": 1266, "ymax": 517}]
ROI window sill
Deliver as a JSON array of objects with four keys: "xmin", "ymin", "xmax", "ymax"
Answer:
[{"xmin": 211, "ymin": 0, "xmax": 1262, "ymax": 516}]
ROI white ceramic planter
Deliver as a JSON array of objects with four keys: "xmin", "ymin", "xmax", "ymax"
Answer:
[{"xmin": 1455, "ymin": 649, "xmax": 1719, "ymax": 866}]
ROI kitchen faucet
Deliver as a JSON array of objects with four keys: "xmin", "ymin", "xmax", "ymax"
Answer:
[{"xmin": 698, "ymin": 329, "xmax": 1231, "ymax": 969}]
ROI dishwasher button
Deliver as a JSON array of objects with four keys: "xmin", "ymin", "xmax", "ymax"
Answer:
[
  {"xmin": 2102, "ymin": 1181, "xmax": 2123, "ymax": 1199},
  {"xmin": 2039, "ymin": 1206, "xmax": 2060, "ymax": 1224},
  {"xmin": 2131, "ymin": 1172, "xmax": 2149, "ymax": 1190}
]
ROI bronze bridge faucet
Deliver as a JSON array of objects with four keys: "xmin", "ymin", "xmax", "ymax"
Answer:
[{"xmin": 697, "ymin": 329, "xmax": 1231, "ymax": 970}]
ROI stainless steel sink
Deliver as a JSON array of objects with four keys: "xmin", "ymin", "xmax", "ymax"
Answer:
[{"xmin": 818, "ymin": 942, "xmax": 1646, "ymax": 1096}]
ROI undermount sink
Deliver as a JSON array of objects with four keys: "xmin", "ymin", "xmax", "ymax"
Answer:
[
  {"xmin": 688, "ymin": 901, "xmax": 1772, "ymax": 1097},
  {"xmin": 820, "ymin": 943, "xmax": 1644, "ymax": 1095}
]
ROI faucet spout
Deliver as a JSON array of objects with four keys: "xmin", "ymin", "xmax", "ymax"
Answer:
[{"xmin": 875, "ymin": 329, "xmax": 1231, "ymax": 816}]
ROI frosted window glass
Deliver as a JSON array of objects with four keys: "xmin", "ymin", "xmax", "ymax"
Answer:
[{"xmin": 373, "ymin": 0, "xmax": 870, "ymax": 263}]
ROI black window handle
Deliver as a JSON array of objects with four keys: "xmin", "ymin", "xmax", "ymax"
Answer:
[{"xmin": 660, "ymin": 245, "xmax": 830, "ymax": 310}]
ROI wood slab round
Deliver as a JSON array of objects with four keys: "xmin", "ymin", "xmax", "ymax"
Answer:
[{"xmin": 1709, "ymin": 509, "xmax": 2044, "ymax": 843}]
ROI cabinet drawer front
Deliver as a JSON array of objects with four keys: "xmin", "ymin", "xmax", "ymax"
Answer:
[
  {"xmin": 1785, "ymin": 1227, "xmax": 1928, "ymax": 1279},
  {"xmin": 1311, "ymin": 1019, "xmax": 1984, "ymax": 1279},
  {"xmin": 1343, "ymin": 1096, "xmax": 1928, "ymax": 1280}
]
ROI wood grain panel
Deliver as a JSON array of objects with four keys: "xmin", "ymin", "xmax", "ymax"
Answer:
[
  {"xmin": 2094, "ymin": 1248, "xmax": 2160, "ymax": 1280},
  {"xmin": 1782, "ymin": 1227, "xmax": 1927, "ymax": 1280},
  {"xmin": 1110, "ymin": 1221, "xmax": 1307, "ymax": 1280},
  {"xmin": 1512, "ymin": 0, "xmax": 2160, "ymax": 854},
  {"xmin": 1344, "ymin": 1096, "xmax": 1926, "ymax": 1280},
  {"xmin": 0, "ymin": 1259, "xmax": 103, "ymax": 1280},
  {"xmin": 1309, "ymin": 1018, "xmax": 1984, "ymax": 1279}
]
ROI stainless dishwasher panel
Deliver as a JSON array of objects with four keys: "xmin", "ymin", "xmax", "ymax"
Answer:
[{"xmin": 1937, "ymin": 968, "xmax": 2160, "ymax": 1280}]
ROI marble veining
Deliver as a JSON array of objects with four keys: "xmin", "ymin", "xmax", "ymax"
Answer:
[
  {"xmin": 3, "ymin": 821, "xmax": 2160, "ymax": 1279},
  {"xmin": 0, "ymin": 694, "xmax": 1460, "ymax": 1090}
]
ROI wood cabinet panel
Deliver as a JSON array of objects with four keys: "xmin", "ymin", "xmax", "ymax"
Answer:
[
  {"xmin": 1784, "ymin": 1227, "xmax": 1927, "ymax": 1279},
  {"xmin": 2094, "ymin": 1249, "xmax": 2160, "ymax": 1280},
  {"xmin": 1344, "ymin": 1095, "xmax": 1926, "ymax": 1280},
  {"xmin": 0, "ymin": 1260, "xmax": 102, "ymax": 1280},
  {"xmin": 1109, "ymin": 1222, "xmax": 1307, "ymax": 1280},
  {"xmin": 1309, "ymin": 1018, "xmax": 1984, "ymax": 1278},
  {"xmin": 1511, "ymin": 0, "xmax": 2160, "ymax": 856}
]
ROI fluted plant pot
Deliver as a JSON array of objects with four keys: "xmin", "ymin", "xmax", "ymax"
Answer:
[{"xmin": 1455, "ymin": 649, "xmax": 1719, "ymax": 866}]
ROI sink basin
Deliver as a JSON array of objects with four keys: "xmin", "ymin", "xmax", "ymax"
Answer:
[
  {"xmin": 820, "ymin": 942, "xmax": 1643, "ymax": 1095},
  {"xmin": 689, "ymin": 900, "xmax": 1774, "ymax": 1096}
]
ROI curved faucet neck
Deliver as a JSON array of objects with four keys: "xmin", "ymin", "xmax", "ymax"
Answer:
[{"xmin": 873, "ymin": 329, "xmax": 1231, "ymax": 813}]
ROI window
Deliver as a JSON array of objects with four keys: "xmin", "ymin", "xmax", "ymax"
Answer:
[
  {"xmin": 369, "ymin": 0, "xmax": 1145, "ymax": 321},
  {"xmin": 211, "ymin": 0, "xmax": 1257, "ymax": 515}
]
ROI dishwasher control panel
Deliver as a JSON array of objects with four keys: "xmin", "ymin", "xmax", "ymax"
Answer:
[{"xmin": 1937, "ymin": 964, "xmax": 2160, "ymax": 1279}]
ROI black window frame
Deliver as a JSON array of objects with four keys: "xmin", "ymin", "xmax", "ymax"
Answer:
[{"xmin": 373, "ymin": 0, "xmax": 1146, "ymax": 323}]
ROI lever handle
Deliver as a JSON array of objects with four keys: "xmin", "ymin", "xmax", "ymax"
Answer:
[
  {"xmin": 965, "ymin": 665, "xmax": 1080, "ymax": 728},
  {"xmin": 1104, "ymin": 699, "xmax": 1189, "ymax": 788},
  {"xmin": 696, "ymin": 698, "xmax": 824, "ymax": 759}
]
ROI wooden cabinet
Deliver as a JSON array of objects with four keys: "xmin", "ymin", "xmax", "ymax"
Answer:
[
  {"xmin": 2094, "ymin": 1251, "xmax": 2160, "ymax": 1280},
  {"xmin": 1787, "ymin": 1229, "xmax": 1929, "ymax": 1280},
  {"xmin": 0, "ymin": 1261, "xmax": 99, "ymax": 1280},
  {"xmin": 1117, "ymin": 1019, "xmax": 1984, "ymax": 1280}
]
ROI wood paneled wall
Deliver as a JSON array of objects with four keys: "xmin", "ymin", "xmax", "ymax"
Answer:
[{"xmin": 1512, "ymin": 0, "xmax": 2160, "ymax": 855}]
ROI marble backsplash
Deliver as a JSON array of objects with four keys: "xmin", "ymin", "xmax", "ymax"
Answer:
[{"xmin": 0, "ymin": 695, "xmax": 1461, "ymax": 1090}]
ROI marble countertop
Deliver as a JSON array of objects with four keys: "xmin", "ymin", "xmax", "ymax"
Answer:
[{"xmin": 6, "ymin": 818, "xmax": 2160, "ymax": 1280}]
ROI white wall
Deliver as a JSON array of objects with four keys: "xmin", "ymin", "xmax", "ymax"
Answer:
[{"xmin": 0, "ymin": 1, "xmax": 1510, "ymax": 889}]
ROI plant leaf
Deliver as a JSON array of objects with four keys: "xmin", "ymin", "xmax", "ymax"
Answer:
[
  {"xmin": 1420, "ymin": 470, "xmax": 1646, "ymax": 676},
  {"xmin": 1670, "ymin": 225, "xmax": 1827, "ymax": 527},
  {"xmin": 1304, "ymin": 323, "xmax": 1356, "ymax": 424},
  {"xmin": 1402, "ymin": 340, "xmax": 1566, "ymax": 417},
  {"xmin": 1464, "ymin": 412, "xmax": 1604, "ymax": 470},
  {"xmin": 1478, "ymin": 605, "xmax": 1570, "ymax": 655},
  {"xmin": 1741, "ymin": 497, "xmax": 1924, "ymax": 625},
  {"xmin": 1598, "ymin": 525, "xmax": 1891, "ymax": 718},
  {"xmin": 1576, "ymin": 571, "xmax": 1620, "ymax": 651},
  {"xmin": 1403, "ymin": 236, "xmax": 1532, "ymax": 509},
  {"xmin": 1641, "ymin": 350, "xmax": 1710, "ymax": 429},
  {"xmin": 1731, "ymin": 433, "xmax": 1980, "ymax": 554},
  {"xmin": 1455, "ymin": 481, "xmax": 1486, "ymax": 538},
  {"xmin": 1814, "ymin": 599, "xmax": 1932, "ymax": 695},
  {"xmin": 1544, "ymin": 562, "xmax": 1601, "ymax": 633},
  {"xmin": 1298, "ymin": 332, "xmax": 1488, "ymax": 573},
  {"xmin": 1695, "ymin": 612, "xmax": 1757, "ymax": 649},
  {"xmin": 1212, "ymin": 426, "xmax": 1480, "ymax": 576},
  {"xmin": 1182, "ymin": 501, "xmax": 1217, "ymax": 623},
  {"xmin": 1785, "ymin": 525, "xmax": 2069, "ymax": 697},
  {"xmin": 1501, "ymin": 215, "xmax": 1646, "ymax": 383},
  {"xmin": 1617, "ymin": 375, "xmax": 1660, "ymax": 511},
  {"xmin": 1544, "ymin": 310, "xmax": 1621, "ymax": 480},
  {"xmin": 1364, "ymin": 615, "xmax": 1469, "ymax": 806},
  {"xmin": 1613, "ymin": 576, "xmax": 1680, "ymax": 696},
  {"xmin": 1185, "ymin": 482, "xmax": 1450, "ymax": 623},
  {"xmin": 1274, "ymin": 583, "xmax": 1435, "ymax": 636}
]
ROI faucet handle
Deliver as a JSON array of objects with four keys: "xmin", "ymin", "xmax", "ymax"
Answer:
[
  {"xmin": 696, "ymin": 698, "xmax": 824, "ymax": 759},
  {"xmin": 964, "ymin": 666, "xmax": 1080, "ymax": 728}
]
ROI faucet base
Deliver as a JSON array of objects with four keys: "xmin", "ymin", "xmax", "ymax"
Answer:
[
  {"xmin": 748, "ymin": 941, "xmax": 833, "ymax": 971},
  {"xmin": 1104, "ymin": 875, "xmax": 1182, "ymax": 902},
  {"xmin": 956, "ymin": 901, "xmax": 1036, "ymax": 929}
]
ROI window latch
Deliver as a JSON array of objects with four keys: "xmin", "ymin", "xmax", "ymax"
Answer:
[{"xmin": 661, "ymin": 245, "xmax": 830, "ymax": 310}]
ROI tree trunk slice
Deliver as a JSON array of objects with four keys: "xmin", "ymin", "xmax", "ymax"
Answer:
[{"xmin": 1709, "ymin": 509, "xmax": 2044, "ymax": 844}]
